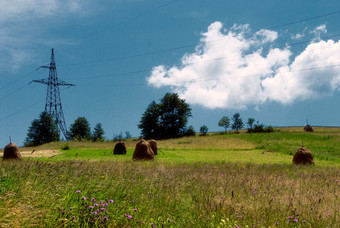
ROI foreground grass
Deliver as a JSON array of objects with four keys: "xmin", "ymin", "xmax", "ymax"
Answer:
[{"xmin": 0, "ymin": 161, "xmax": 339, "ymax": 227}]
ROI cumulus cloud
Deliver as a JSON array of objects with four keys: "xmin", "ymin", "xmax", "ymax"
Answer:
[{"xmin": 147, "ymin": 22, "xmax": 340, "ymax": 109}]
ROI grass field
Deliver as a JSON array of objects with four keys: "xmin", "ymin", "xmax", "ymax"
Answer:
[{"xmin": 0, "ymin": 127, "xmax": 339, "ymax": 227}]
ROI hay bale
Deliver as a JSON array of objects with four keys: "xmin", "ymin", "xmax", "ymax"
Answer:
[
  {"xmin": 3, "ymin": 142, "xmax": 22, "ymax": 160},
  {"xmin": 113, "ymin": 141, "xmax": 127, "ymax": 155},
  {"xmin": 132, "ymin": 139, "xmax": 154, "ymax": 160},
  {"xmin": 148, "ymin": 139, "xmax": 158, "ymax": 155},
  {"xmin": 293, "ymin": 146, "xmax": 314, "ymax": 165},
  {"xmin": 304, "ymin": 124, "xmax": 314, "ymax": 132}
]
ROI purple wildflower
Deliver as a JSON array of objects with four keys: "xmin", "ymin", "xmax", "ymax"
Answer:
[
  {"xmin": 91, "ymin": 198, "xmax": 96, "ymax": 202},
  {"xmin": 302, "ymin": 220, "xmax": 306, "ymax": 223},
  {"xmin": 103, "ymin": 216, "xmax": 108, "ymax": 221},
  {"xmin": 94, "ymin": 203, "xmax": 98, "ymax": 206},
  {"xmin": 82, "ymin": 196, "xmax": 86, "ymax": 201},
  {"xmin": 288, "ymin": 216, "xmax": 293, "ymax": 219},
  {"xmin": 237, "ymin": 216, "xmax": 242, "ymax": 218},
  {"xmin": 76, "ymin": 190, "xmax": 81, "ymax": 193},
  {"xmin": 91, "ymin": 211, "xmax": 97, "ymax": 215},
  {"xmin": 101, "ymin": 208, "xmax": 106, "ymax": 211},
  {"xmin": 72, "ymin": 216, "xmax": 75, "ymax": 219},
  {"xmin": 89, "ymin": 206, "xmax": 94, "ymax": 209},
  {"xmin": 294, "ymin": 219, "xmax": 298, "ymax": 223},
  {"xmin": 109, "ymin": 200, "xmax": 114, "ymax": 203},
  {"xmin": 133, "ymin": 208, "xmax": 138, "ymax": 211},
  {"xmin": 100, "ymin": 201, "xmax": 103, "ymax": 204},
  {"xmin": 70, "ymin": 207, "xmax": 73, "ymax": 210},
  {"xmin": 136, "ymin": 220, "xmax": 140, "ymax": 223}
]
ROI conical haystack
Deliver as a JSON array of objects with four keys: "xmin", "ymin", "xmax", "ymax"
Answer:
[
  {"xmin": 148, "ymin": 139, "xmax": 158, "ymax": 155},
  {"xmin": 3, "ymin": 142, "xmax": 22, "ymax": 160},
  {"xmin": 293, "ymin": 146, "xmax": 314, "ymax": 165},
  {"xmin": 304, "ymin": 124, "xmax": 314, "ymax": 132},
  {"xmin": 113, "ymin": 141, "xmax": 127, "ymax": 155},
  {"xmin": 132, "ymin": 139, "xmax": 154, "ymax": 160}
]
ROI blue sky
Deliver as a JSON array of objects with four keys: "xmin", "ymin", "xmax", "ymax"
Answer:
[{"xmin": 1, "ymin": 0, "xmax": 340, "ymax": 147}]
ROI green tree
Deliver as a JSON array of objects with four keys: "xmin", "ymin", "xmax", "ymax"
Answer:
[
  {"xmin": 231, "ymin": 113, "xmax": 244, "ymax": 134},
  {"xmin": 92, "ymin": 123, "xmax": 105, "ymax": 142},
  {"xmin": 246, "ymin": 118, "xmax": 255, "ymax": 133},
  {"xmin": 138, "ymin": 93, "xmax": 192, "ymax": 139},
  {"xmin": 70, "ymin": 117, "xmax": 91, "ymax": 141},
  {"xmin": 138, "ymin": 101, "xmax": 161, "ymax": 139},
  {"xmin": 200, "ymin": 125, "xmax": 208, "ymax": 136},
  {"xmin": 218, "ymin": 116, "xmax": 230, "ymax": 133},
  {"xmin": 25, "ymin": 112, "xmax": 60, "ymax": 146}
]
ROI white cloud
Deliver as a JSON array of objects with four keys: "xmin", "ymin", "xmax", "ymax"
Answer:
[{"xmin": 147, "ymin": 22, "xmax": 340, "ymax": 109}]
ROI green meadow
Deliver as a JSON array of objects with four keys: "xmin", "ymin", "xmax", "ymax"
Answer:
[{"xmin": 0, "ymin": 127, "xmax": 339, "ymax": 227}]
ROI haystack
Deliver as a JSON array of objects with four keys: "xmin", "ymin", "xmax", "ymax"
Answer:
[
  {"xmin": 113, "ymin": 141, "xmax": 127, "ymax": 155},
  {"xmin": 304, "ymin": 124, "xmax": 314, "ymax": 132},
  {"xmin": 293, "ymin": 146, "xmax": 314, "ymax": 165},
  {"xmin": 3, "ymin": 142, "xmax": 22, "ymax": 160},
  {"xmin": 132, "ymin": 139, "xmax": 154, "ymax": 160},
  {"xmin": 148, "ymin": 139, "xmax": 158, "ymax": 155}
]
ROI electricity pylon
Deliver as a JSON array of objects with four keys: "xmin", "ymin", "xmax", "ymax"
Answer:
[{"xmin": 31, "ymin": 48, "xmax": 74, "ymax": 140}]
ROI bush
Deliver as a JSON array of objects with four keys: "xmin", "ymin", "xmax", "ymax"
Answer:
[{"xmin": 183, "ymin": 125, "xmax": 196, "ymax": 136}]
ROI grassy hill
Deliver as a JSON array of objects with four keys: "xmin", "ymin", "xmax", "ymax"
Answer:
[{"xmin": 0, "ymin": 127, "xmax": 339, "ymax": 227}]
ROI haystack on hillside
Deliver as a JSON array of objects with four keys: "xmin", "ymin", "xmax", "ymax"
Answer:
[
  {"xmin": 133, "ymin": 139, "xmax": 154, "ymax": 160},
  {"xmin": 148, "ymin": 139, "xmax": 158, "ymax": 155},
  {"xmin": 304, "ymin": 124, "xmax": 314, "ymax": 132},
  {"xmin": 113, "ymin": 141, "xmax": 127, "ymax": 155},
  {"xmin": 3, "ymin": 142, "xmax": 22, "ymax": 160},
  {"xmin": 293, "ymin": 146, "xmax": 314, "ymax": 165}
]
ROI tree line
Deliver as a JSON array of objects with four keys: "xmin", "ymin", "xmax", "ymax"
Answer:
[{"xmin": 25, "ymin": 92, "xmax": 274, "ymax": 146}]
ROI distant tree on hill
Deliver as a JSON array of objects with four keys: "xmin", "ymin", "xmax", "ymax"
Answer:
[
  {"xmin": 218, "ymin": 116, "xmax": 230, "ymax": 133},
  {"xmin": 200, "ymin": 125, "xmax": 208, "ymax": 136},
  {"xmin": 70, "ymin": 117, "xmax": 91, "ymax": 141},
  {"xmin": 246, "ymin": 118, "xmax": 255, "ymax": 133},
  {"xmin": 92, "ymin": 123, "xmax": 105, "ymax": 142},
  {"xmin": 139, "ymin": 93, "xmax": 192, "ymax": 139},
  {"xmin": 231, "ymin": 113, "xmax": 244, "ymax": 134},
  {"xmin": 25, "ymin": 111, "xmax": 60, "ymax": 146}
]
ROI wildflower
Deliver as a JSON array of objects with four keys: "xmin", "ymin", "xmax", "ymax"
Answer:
[
  {"xmin": 91, "ymin": 198, "xmax": 96, "ymax": 202},
  {"xmin": 274, "ymin": 222, "xmax": 279, "ymax": 225},
  {"xmin": 136, "ymin": 220, "xmax": 140, "ymax": 223},
  {"xmin": 70, "ymin": 207, "xmax": 73, "ymax": 210},
  {"xmin": 133, "ymin": 208, "xmax": 138, "ymax": 211},
  {"xmin": 109, "ymin": 200, "xmax": 114, "ymax": 203},
  {"xmin": 103, "ymin": 216, "xmax": 108, "ymax": 221},
  {"xmin": 89, "ymin": 206, "xmax": 94, "ymax": 209},
  {"xmin": 294, "ymin": 219, "xmax": 298, "ymax": 223},
  {"xmin": 100, "ymin": 201, "xmax": 103, "ymax": 204},
  {"xmin": 335, "ymin": 180, "xmax": 338, "ymax": 183},
  {"xmin": 94, "ymin": 203, "xmax": 98, "ymax": 206},
  {"xmin": 82, "ymin": 196, "xmax": 86, "ymax": 201},
  {"xmin": 101, "ymin": 208, "xmax": 106, "ymax": 211},
  {"xmin": 91, "ymin": 211, "xmax": 97, "ymax": 215},
  {"xmin": 237, "ymin": 216, "xmax": 242, "ymax": 218},
  {"xmin": 302, "ymin": 220, "xmax": 306, "ymax": 223},
  {"xmin": 288, "ymin": 216, "xmax": 293, "ymax": 219},
  {"xmin": 76, "ymin": 190, "xmax": 81, "ymax": 193}
]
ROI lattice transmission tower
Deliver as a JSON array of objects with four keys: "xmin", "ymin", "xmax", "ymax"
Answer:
[{"xmin": 31, "ymin": 48, "xmax": 74, "ymax": 140}]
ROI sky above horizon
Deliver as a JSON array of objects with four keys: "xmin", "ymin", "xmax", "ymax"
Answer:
[{"xmin": 1, "ymin": 0, "xmax": 340, "ymax": 147}]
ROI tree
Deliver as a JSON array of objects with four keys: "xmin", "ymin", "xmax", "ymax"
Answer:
[
  {"xmin": 138, "ymin": 101, "xmax": 161, "ymax": 139},
  {"xmin": 231, "ymin": 113, "xmax": 244, "ymax": 134},
  {"xmin": 25, "ymin": 112, "xmax": 60, "ymax": 146},
  {"xmin": 138, "ymin": 93, "xmax": 192, "ymax": 139},
  {"xmin": 218, "ymin": 116, "xmax": 230, "ymax": 133},
  {"xmin": 92, "ymin": 123, "xmax": 105, "ymax": 142},
  {"xmin": 70, "ymin": 117, "xmax": 91, "ymax": 141},
  {"xmin": 200, "ymin": 125, "xmax": 208, "ymax": 136},
  {"xmin": 246, "ymin": 118, "xmax": 255, "ymax": 133}
]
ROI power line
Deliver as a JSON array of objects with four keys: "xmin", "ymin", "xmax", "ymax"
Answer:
[
  {"xmin": 268, "ymin": 10, "xmax": 340, "ymax": 30},
  {"xmin": 76, "ymin": 64, "xmax": 340, "ymax": 87},
  {"xmin": 64, "ymin": 33, "xmax": 340, "ymax": 82}
]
